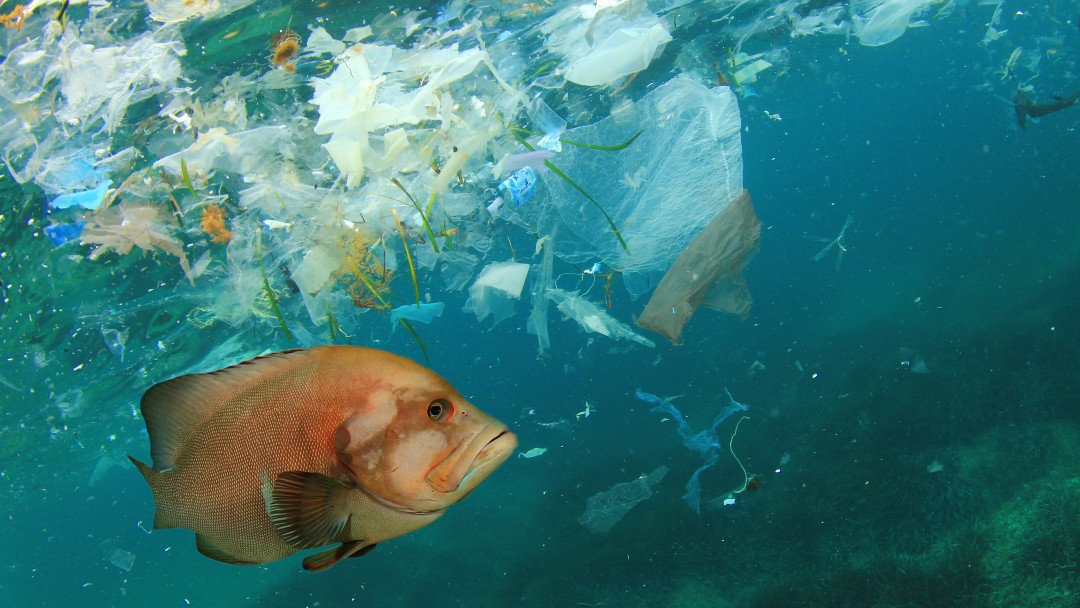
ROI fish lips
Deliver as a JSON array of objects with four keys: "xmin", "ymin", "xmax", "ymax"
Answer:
[{"xmin": 426, "ymin": 424, "xmax": 517, "ymax": 496}]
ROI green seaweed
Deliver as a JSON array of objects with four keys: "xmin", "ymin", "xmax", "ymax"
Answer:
[
  {"xmin": 179, "ymin": 158, "xmax": 199, "ymax": 199},
  {"xmin": 327, "ymin": 305, "xmax": 341, "ymax": 342},
  {"xmin": 509, "ymin": 125, "xmax": 642, "ymax": 152},
  {"xmin": 392, "ymin": 209, "xmax": 422, "ymax": 308},
  {"xmin": 389, "ymin": 178, "xmax": 440, "ymax": 253},
  {"xmin": 256, "ymin": 236, "xmax": 293, "ymax": 341},
  {"xmin": 397, "ymin": 319, "xmax": 430, "ymax": 366}
]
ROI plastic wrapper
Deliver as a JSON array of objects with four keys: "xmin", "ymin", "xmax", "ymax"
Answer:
[
  {"xmin": 577, "ymin": 466, "xmax": 668, "ymax": 534},
  {"xmin": 636, "ymin": 190, "xmax": 760, "ymax": 345}
]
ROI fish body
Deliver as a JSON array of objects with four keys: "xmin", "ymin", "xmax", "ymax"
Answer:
[{"xmin": 130, "ymin": 346, "xmax": 516, "ymax": 571}]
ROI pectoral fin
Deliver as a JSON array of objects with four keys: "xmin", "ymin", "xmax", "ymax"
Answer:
[
  {"xmin": 267, "ymin": 471, "xmax": 352, "ymax": 550},
  {"xmin": 302, "ymin": 540, "xmax": 377, "ymax": 572}
]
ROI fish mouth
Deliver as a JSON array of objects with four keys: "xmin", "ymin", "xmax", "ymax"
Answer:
[{"xmin": 427, "ymin": 424, "xmax": 517, "ymax": 495}]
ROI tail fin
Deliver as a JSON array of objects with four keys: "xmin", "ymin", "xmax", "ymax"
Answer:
[{"xmin": 129, "ymin": 456, "xmax": 181, "ymax": 530}]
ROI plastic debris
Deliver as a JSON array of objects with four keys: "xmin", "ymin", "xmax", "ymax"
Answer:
[
  {"xmin": 500, "ymin": 78, "xmax": 743, "ymax": 299},
  {"xmin": 577, "ymin": 466, "xmax": 668, "ymax": 534},
  {"xmin": 44, "ymin": 222, "xmax": 86, "ymax": 246},
  {"xmin": 637, "ymin": 387, "xmax": 749, "ymax": 513},
  {"xmin": 464, "ymin": 262, "xmax": 531, "ymax": 326},
  {"xmin": 100, "ymin": 539, "xmax": 136, "ymax": 572},
  {"xmin": 497, "ymin": 166, "xmax": 539, "ymax": 207},
  {"xmin": 518, "ymin": 447, "xmax": 548, "ymax": 459},
  {"xmin": 852, "ymin": 0, "xmax": 937, "ymax": 47},
  {"xmin": 546, "ymin": 288, "xmax": 655, "ymax": 348},
  {"xmin": 636, "ymin": 190, "xmax": 761, "ymax": 345},
  {"xmin": 495, "ymin": 150, "xmax": 554, "ymax": 178},
  {"xmin": 389, "ymin": 302, "xmax": 446, "ymax": 328},
  {"xmin": 81, "ymin": 205, "xmax": 193, "ymax": 284},
  {"xmin": 101, "ymin": 327, "xmax": 126, "ymax": 361},
  {"xmin": 542, "ymin": 2, "xmax": 672, "ymax": 87},
  {"xmin": 49, "ymin": 179, "xmax": 112, "ymax": 210},
  {"xmin": 527, "ymin": 238, "xmax": 555, "ymax": 354}
]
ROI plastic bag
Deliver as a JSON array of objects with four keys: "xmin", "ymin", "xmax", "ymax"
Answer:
[
  {"xmin": 577, "ymin": 466, "xmax": 668, "ymax": 534},
  {"xmin": 635, "ymin": 190, "xmax": 760, "ymax": 345},
  {"xmin": 499, "ymin": 78, "xmax": 743, "ymax": 299}
]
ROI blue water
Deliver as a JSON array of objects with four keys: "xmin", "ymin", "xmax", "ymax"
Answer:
[{"xmin": 2, "ymin": 1, "xmax": 1079, "ymax": 606}]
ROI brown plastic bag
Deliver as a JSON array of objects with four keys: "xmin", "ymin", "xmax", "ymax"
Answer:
[{"xmin": 635, "ymin": 190, "xmax": 760, "ymax": 345}]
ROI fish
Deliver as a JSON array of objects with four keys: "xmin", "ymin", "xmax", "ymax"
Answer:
[{"xmin": 129, "ymin": 346, "xmax": 516, "ymax": 571}]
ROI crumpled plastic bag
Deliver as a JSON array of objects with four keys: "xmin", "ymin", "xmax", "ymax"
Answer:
[
  {"xmin": 635, "ymin": 190, "xmax": 760, "ymax": 345},
  {"xmin": 577, "ymin": 466, "xmax": 668, "ymax": 534}
]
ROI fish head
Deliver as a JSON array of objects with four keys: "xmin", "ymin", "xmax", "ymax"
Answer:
[{"xmin": 334, "ymin": 363, "xmax": 516, "ymax": 513}]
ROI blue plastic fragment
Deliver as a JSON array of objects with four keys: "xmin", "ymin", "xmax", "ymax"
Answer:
[
  {"xmin": 49, "ymin": 179, "xmax": 112, "ymax": 211},
  {"xmin": 497, "ymin": 166, "xmax": 537, "ymax": 207},
  {"xmin": 637, "ymin": 387, "xmax": 750, "ymax": 513},
  {"xmin": 44, "ymin": 221, "xmax": 86, "ymax": 246},
  {"xmin": 389, "ymin": 302, "xmax": 446, "ymax": 331}
]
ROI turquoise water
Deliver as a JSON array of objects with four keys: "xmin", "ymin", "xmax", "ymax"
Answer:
[{"xmin": 2, "ymin": 1, "xmax": 1079, "ymax": 606}]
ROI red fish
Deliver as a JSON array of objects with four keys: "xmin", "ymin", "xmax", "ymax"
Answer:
[{"xmin": 129, "ymin": 346, "xmax": 516, "ymax": 571}]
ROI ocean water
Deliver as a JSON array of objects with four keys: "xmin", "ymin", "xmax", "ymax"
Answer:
[{"xmin": 2, "ymin": 1, "xmax": 1079, "ymax": 607}]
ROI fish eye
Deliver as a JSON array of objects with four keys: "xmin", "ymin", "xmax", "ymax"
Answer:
[{"xmin": 427, "ymin": 398, "xmax": 453, "ymax": 422}]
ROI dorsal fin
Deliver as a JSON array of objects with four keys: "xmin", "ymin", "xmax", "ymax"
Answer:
[{"xmin": 140, "ymin": 348, "xmax": 320, "ymax": 470}]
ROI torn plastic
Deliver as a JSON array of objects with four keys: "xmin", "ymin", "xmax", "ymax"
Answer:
[
  {"xmin": 637, "ymin": 388, "xmax": 749, "ymax": 513},
  {"xmin": 527, "ymin": 97, "xmax": 567, "ymax": 151},
  {"xmin": 464, "ymin": 262, "xmax": 531, "ymax": 326},
  {"xmin": 49, "ymin": 179, "xmax": 111, "ymax": 210},
  {"xmin": 44, "ymin": 221, "xmax": 86, "ymax": 246},
  {"xmin": 390, "ymin": 302, "xmax": 446, "ymax": 329},
  {"xmin": 545, "ymin": 288, "xmax": 655, "ymax": 347},
  {"xmin": 577, "ymin": 465, "xmax": 668, "ymax": 534},
  {"xmin": 499, "ymin": 78, "xmax": 743, "ymax": 299},
  {"xmin": 542, "ymin": 2, "xmax": 672, "ymax": 87},
  {"xmin": 527, "ymin": 237, "xmax": 555, "ymax": 355},
  {"xmin": 636, "ymin": 190, "xmax": 760, "ymax": 345},
  {"xmin": 852, "ymin": 0, "xmax": 936, "ymax": 47}
]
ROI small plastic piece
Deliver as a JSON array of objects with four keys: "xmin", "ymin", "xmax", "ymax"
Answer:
[{"xmin": 497, "ymin": 166, "xmax": 538, "ymax": 207}]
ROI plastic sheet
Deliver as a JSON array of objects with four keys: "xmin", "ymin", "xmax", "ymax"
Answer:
[
  {"xmin": 527, "ymin": 238, "xmax": 555, "ymax": 355},
  {"xmin": 636, "ymin": 190, "xmax": 760, "ymax": 345},
  {"xmin": 542, "ymin": 2, "xmax": 672, "ymax": 87},
  {"xmin": 577, "ymin": 466, "xmax": 668, "ymax": 534},
  {"xmin": 500, "ymin": 78, "xmax": 743, "ymax": 299},
  {"xmin": 464, "ymin": 262, "xmax": 531, "ymax": 326},
  {"xmin": 852, "ymin": 0, "xmax": 936, "ymax": 47},
  {"xmin": 546, "ymin": 288, "xmax": 655, "ymax": 347},
  {"xmin": 390, "ymin": 302, "xmax": 446, "ymax": 328}
]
